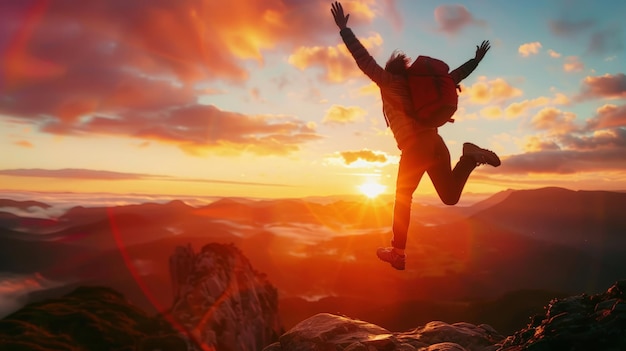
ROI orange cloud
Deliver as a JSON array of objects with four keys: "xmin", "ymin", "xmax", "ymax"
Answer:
[
  {"xmin": 480, "ymin": 106, "xmax": 502, "ymax": 119},
  {"xmin": 323, "ymin": 105, "xmax": 367, "ymax": 125},
  {"xmin": 531, "ymin": 107, "xmax": 577, "ymax": 133},
  {"xmin": 464, "ymin": 77, "xmax": 523, "ymax": 104},
  {"xmin": 585, "ymin": 104, "xmax": 626, "ymax": 130},
  {"xmin": 563, "ymin": 56, "xmax": 584, "ymax": 72},
  {"xmin": 505, "ymin": 97, "xmax": 550, "ymax": 118},
  {"xmin": 518, "ymin": 42, "xmax": 542, "ymax": 57},
  {"xmin": 358, "ymin": 82, "xmax": 380, "ymax": 96},
  {"xmin": 434, "ymin": 4, "xmax": 485, "ymax": 35},
  {"xmin": 288, "ymin": 34, "xmax": 383, "ymax": 83},
  {"xmin": 14, "ymin": 140, "xmax": 34, "ymax": 148},
  {"xmin": 339, "ymin": 149, "xmax": 388, "ymax": 165}
]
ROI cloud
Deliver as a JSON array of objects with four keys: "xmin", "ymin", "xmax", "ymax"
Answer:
[
  {"xmin": 480, "ymin": 106, "xmax": 502, "ymax": 119},
  {"xmin": 578, "ymin": 73, "xmax": 626, "ymax": 100},
  {"xmin": 288, "ymin": 34, "xmax": 384, "ymax": 83},
  {"xmin": 14, "ymin": 140, "xmax": 34, "ymax": 148},
  {"xmin": 434, "ymin": 4, "xmax": 485, "ymax": 35},
  {"xmin": 339, "ymin": 149, "xmax": 388, "ymax": 165},
  {"xmin": 498, "ymin": 103, "xmax": 626, "ymax": 175},
  {"xmin": 530, "ymin": 107, "xmax": 577, "ymax": 134},
  {"xmin": 323, "ymin": 105, "xmax": 367, "ymax": 125},
  {"xmin": 548, "ymin": 17, "xmax": 621, "ymax": 55},
  {"xmin": 358, "ymin": 82, "xmax": 380, "ymax": 96},
  {"xmin": 548, "ymin": 19, "xmax": 595, "ymax": 37},
  {"xmin": 464, "ymin": 77, "xmax": 523, "ymax": 104},
  {"xmin": 0, "ymin": 168, "xmax": 289, "ymax": 187},
  {"xmin": 504, "ymin": 97, "xmax": 551, "ymax": 118},
  {"xmin": 0, "ymin": 272, "xmax": 66, "ymax": 319},
  {"xmin": 548, "ymin": 49, "xmax": 562, "ymax": 58},
  {"xmin": 518, "ymin": 42, "xmax": 542, "ymax": 57},
  {"xmin": 585, "ymin": 104, "xmax": 626, "ymax": 131},
  {"xmin": 35, "ymin": 102, "xmax": 320, "ymax": 156},
  {"xmin": 0, "ymin": 0, "xmax": 367, "ymax": 156},
  {"xmin": 497, "ymin": 147, "xmax": 626, "ymax": 175},
  {"xmin": 588, "ymin": 27, "xmax": 624, "ymax": 55},
  {"xmin": 563, "ymin": 56, "xmax": 584, "ymax": 72}
]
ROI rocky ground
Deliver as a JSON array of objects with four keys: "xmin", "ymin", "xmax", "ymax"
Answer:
[{"xmin": 264, "ymin": 280, "xmax": 626, "ymax": 351}]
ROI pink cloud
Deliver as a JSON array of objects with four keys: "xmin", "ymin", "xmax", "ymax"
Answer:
[
  {"xmin": 434, "ymin": 4, "xmax": 485, "ymax": 35},
  {"xmin": 585, "ymin": 104, "xmax": 626, "ymax": 131},
  {"xmin": 578, "ymin": 73, "xmax": 626, "ymax": 100}
]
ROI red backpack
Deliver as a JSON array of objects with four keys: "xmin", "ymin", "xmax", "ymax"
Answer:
[{"xmin": 407, "ymin": 56, "xmax": 458, "ymax": 128}]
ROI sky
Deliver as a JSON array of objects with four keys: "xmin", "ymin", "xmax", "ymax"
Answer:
[{"xmin": 1, "ymin": 0, "xmax": 625, "ymax": 200}]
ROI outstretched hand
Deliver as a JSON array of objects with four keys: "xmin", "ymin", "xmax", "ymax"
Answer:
[
  {"xmin": 475, "ymin": 40, "xmax": 490, "ymax": 62},
  {"xmin": 331, "ymin": 1, "xmax": 349, "ymax": 30}
]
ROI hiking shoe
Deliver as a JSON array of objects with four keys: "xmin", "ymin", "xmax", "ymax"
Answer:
[
  {"xmin": 376, "ymin": 247, "xmax": 406, "ymax": 270},
  {"xmin": 463, "ymin": 143, "xmax": 501, "ymax": 167}
]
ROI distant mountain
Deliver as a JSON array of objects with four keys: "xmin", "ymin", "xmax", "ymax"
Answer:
[
  {"xmin": 0, "ymin": 199, "xmax": 50, "ymax": 210},
  {"xmin": 470, "ymin": 187, "xmax": 626, "ymax": 253}
]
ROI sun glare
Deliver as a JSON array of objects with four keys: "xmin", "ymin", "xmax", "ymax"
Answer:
[{"xmin": 358, "ymin": 181, "xmax": 386, "ymax": 199}]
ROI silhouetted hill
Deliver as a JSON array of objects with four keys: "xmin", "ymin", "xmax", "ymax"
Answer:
[
  {"xmin": 471, "ymin": 187, "xmax": 626, "ymax": 253},
  {"xmin": 0, "ymin": 199, "xmax": 50, "ymax": 209},
  {"xmin": 0, "ymin": 286, "xmax": 186, "ymax": 351}
]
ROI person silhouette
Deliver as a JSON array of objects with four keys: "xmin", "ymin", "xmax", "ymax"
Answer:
[{"xmin": 331, "ymin": 1, "xmax": 500, "ymax": 270}]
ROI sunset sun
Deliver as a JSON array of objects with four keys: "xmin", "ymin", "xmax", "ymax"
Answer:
[{"xmin": 358, "ymin": 181, "xmax": 386, "ymax": 199}]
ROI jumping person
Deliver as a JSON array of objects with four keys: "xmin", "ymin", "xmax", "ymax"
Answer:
[{"xmin": 330, "ymin": 2, "xmax": 500, "ymax": 270}]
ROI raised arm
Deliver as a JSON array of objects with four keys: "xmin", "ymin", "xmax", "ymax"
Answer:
[
  {"xmin": 449, "ymin": 40, "xmax": 490, "ymax": 84},
  {"xmin": 331, "ymin": 1, "xmax": 393, "ymax": 86}
]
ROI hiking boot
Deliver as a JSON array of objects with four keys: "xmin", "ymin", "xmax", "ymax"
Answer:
[
  {"xmin": 463, "ymin": 143, "xmax": 501, "ymax": 167},
  {"xmin": 376, "ymin": 247, "xmax": 406, "ymax": 270}
]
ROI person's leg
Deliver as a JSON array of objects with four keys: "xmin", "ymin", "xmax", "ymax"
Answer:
[
  {"xmin": 391, "ymin": 149, "xmax": 425, "ymax": 250},
  {"xmin": 427, "ymin": 134, "xmax": 477, "ymax": 205},
  {"xmin": 390, "ymin": 141, "xmax": 433, "ymax": 250}
]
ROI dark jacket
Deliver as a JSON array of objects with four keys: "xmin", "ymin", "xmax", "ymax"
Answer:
[{"xmin": 340, "ymin": 28, "xmax": 479, "ymax": 150}]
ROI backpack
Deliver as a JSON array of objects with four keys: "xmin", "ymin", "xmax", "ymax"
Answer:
[{"xmin": 407, "ymin": 56, "xmax": 459, "ymax": 128}]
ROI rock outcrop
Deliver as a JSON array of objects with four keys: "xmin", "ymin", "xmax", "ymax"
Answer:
[
  {"xmin": 0, "ymin": 286, "xmax": 186, "ymax": 351},
  {"xmin": 170, "ymin": 243, "xmax": 282, "ymax": 351},
  {"xmin": 498, "ymin": 280, "xmax": 626, "ymax": 350},
  {"xmin": 263, "ymin": 313, "xmax": 504, "ymax": 351}
]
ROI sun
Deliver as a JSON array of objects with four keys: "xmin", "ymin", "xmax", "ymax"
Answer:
[{"xmin": 358, "ymin": 181, "xmax": 387, "ymax": 199}]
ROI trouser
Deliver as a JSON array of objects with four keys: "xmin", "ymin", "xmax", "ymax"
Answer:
[{"xmin": 391, "ymin": 132, "xmax": 476, "ymax": 249}]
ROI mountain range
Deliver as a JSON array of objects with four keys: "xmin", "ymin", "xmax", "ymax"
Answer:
[{"xmin": 1, "ymin": 187, "xmax": 625, "ymax": 334}]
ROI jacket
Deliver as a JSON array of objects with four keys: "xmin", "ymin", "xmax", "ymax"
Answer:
[{"xmin": 339, "ymin": 28, "xmax": 479, "ymax": 150}]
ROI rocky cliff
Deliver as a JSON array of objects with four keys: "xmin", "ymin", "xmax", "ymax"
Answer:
[
  {"xmin": 0, "ymin": 242, "xmax": 282, "ymax": 351},
  {"xmin": 169, "ymin": 242, "xmax": 283, "ymax": 351},
  {"xmin": 264, "ymin": 280, "xmax": 626, "ymax": 351}
]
